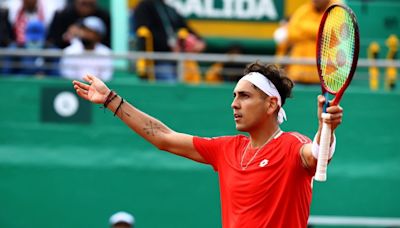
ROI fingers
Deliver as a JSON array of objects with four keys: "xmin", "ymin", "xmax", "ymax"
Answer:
[
  {"xmin": 317, "ymin": 95, "xmax": 343, "ymax": 115},
  {"xmin": 321, "ymin": 105, "xmax": 343, "ymax": 126},
  {"xmin": 317, "ymin": 95, "xmax": 326, "ymax": 125},
  {"xmin": 317, "ymin": 94, "xmax": 344, "ymax": 128},
  {"xmin": 72, "ymin": 80, "xmax": 90, "ymax": 100},
  {"xmin": 83, "ymin": 74, "xmax": 100, "ymax": 84},
  {"xmin": 317, "ymin": 95, "xmax": 326, "ymax": 114},
  {"xmin": 72, "ymin": 80, "xmax": 90, "ymax": 90},
  {"xmin": 74, "ymin": 86, "xmax": 89, "ymax": 100},
  {"xmin": 83, "ymin": 75, "xmax": 93, "ymax": 83},
  {"xmin": 321, "ymin": 112, "xmax": 342, "ymax": 124},
  {"xmin": 317, "ymin": 95, "xmax": 326, "ymax": 107},
  {"xmin": 326, "ymin": 105, "xmax": 343, "ymax": 114}
]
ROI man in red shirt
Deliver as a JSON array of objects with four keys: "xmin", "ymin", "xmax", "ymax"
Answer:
[{"xmin": 73, "ymin": 62, "xmax": 343, "ymax": 228}]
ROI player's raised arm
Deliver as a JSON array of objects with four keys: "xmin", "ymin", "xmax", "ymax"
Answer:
[
  {"xmin": 72, "ymin": 74, "xmax": 205, "ymax": 163},
  {"xmin": 300, "ymin": 95, "xmax": 343, "ymax": 171}
]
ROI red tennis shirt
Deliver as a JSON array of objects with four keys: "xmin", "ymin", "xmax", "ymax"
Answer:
[{"xmin": 193, "ymin": 131, "xmax": 313, "ymax": 228}]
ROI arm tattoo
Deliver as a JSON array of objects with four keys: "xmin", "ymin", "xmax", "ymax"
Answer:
[
  {"xmin": 123, "ymin": 110, "xmax": 131, "ymax": 118},
  {"xmin": 143, "ymin": 121, "xmax": 162, "ymax": 136}
]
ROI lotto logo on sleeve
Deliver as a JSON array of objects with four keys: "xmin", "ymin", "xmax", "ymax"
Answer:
[
  {"xmin": 41, "ymin": 87, "xmax": 92, "ymax": 124},
  {"xmin": 259, "ymin": 159, "xmax": 269, "ymax": 167}
]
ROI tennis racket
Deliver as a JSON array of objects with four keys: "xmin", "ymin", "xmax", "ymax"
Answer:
[{"xmin": 314, "ymin": 4, "xmax": 360, "ymax": 182}]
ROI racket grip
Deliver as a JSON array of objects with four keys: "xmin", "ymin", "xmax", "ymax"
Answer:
[{"xmin": 315, "ymin": 113, "xmax": 332, "ymax": 182}]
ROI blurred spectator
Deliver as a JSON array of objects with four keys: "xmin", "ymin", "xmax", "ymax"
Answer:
[
  {"xmin": 284, "ymin": 0, "xmax": 340, "ymax": 84},
  {"xmin": 8, "ymin": 0, "xmax": 39, "ymax": 45},
  {"xmin": 19, "ymin": 19, "xmax": 49, "ymax": 75},
  {"xmin": 47, "ymin": 0, "xmax": 111, "ymax": 49},
  {"xmin": 109, "ymin": 211, "xmax": 135, "ymax": 228},
  {"xmin": 0, "ymin": 7, "xmax": 13, "ymax": 76},
  {"xmin": 127, "ymin": 0, "xmax": 140, "ymax": 47},
  {"xmin": 60, "ymin": 16, "xmax": 113, "ymax": 81},
  {"xmin": 0, "ymin": 8, "xmax": 12, "ymax": 47},
  {"xmin": 0, "ymin": 0, "xmax": 60, "ymax": 76},
  {"xmin": 6, "ymin": 0, "xmax": 46, "ymax": 46},
  {"xmin": 3, "ymin": 0, "xmax": 65, "ymax": 27},
  {"xmin": 134, "ymin": 0, "xmax": 206, "ymax": 82},
  {"xmin": 273, "ymin": 17, "xmax": 291, "ymax": 58},
  {"xmin": 205, "ymin": 44, "xmax": 245, "ymax": 83}
]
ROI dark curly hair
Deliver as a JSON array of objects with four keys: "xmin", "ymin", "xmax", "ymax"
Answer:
[{"xmin": 243, "ymin": 62, "xmax": 294, "ymax": 106}]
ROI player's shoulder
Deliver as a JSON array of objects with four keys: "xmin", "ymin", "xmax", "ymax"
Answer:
[
  {"xmin": 203, "ymin": 134, "xmax": 245, "ymax": 141},
  {"xmin": 199, "ymin": 134, "xmax": 247, "ymax": 145},
  {"xmin": 283, "ymin": 131, "xmax": 312, "ymax": 144}
]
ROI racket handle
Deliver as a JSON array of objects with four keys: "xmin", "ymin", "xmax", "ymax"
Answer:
[{"xmin": 315, "ymin": 113, "xmax": 332, "ymax": 182}]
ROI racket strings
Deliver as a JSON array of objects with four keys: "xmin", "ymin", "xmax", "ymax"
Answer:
[{"xmin": 320, "ymin": 7, "xmax": 356, "ymax": 92}]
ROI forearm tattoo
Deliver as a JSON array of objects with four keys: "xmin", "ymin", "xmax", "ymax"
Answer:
[
  {"xmin": 143, "ymin": 120, "xmax": 162, "ymax": 136},
  {"xmin": 114, "ymin": 101, "xmax": 130, "ymax": 118},
  {"xmin": 123, "ymin": 110, "xmax": 131, "ymax": 118}
]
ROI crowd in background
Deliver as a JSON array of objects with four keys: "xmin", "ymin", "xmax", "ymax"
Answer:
[
  {"xmin": 0, "ymin": 0, "xmax": 339, "ymax": 84},
  {"xmin": 0, "ymin": 0, "xmax": 113, "ymax": 80}
]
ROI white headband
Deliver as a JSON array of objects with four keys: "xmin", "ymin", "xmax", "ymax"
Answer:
[{"xmin": 239, "ymin": 72, "xmax": 287, "ymax": 124}]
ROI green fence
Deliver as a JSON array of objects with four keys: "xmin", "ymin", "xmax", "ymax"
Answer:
[{"xmin": 0, "ymin": 76, "xmax": 399, "ymax": 228}]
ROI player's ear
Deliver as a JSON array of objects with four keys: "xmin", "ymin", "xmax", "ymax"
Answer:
[{"xmin": 266, "ymin": 97, "xmax": 279, "ymax": 114}]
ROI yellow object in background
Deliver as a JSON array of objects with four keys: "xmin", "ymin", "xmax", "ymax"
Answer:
[
  {"xmin": 369, "ymin": 67, "xmax": 380, "ymax": 91},
  {"xmin": 385, "ymin": 35, "xmax": 398, "ymax": 91},
  {"xmin": 183, "ymin": 60, "xmax": 202, "ymax": 84},
  {"xmin": 177, "ymin": 28, "xmax": 190, "ymax": 40},
  {"xmin": 368, "ymin": 42, "xmax": 380, "ymax": 91},
  {"xmin": 177, "ymin": 28, "xmax": 202, "ymax": 84},
  {"xmin": 205, "ymin": 62, "xmax": 224, "ymax": 83},
  {"xmin": 128, "ymin": 0, "xmax": 140, "ymax": 9},
  {"xmin": 136, "ymin": 26, "xmax": 155, "ymax": 81}
]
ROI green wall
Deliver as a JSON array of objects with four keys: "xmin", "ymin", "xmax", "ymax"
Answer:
[
  {"xmin": 0, "ymin": 77, "xmax": 399, "ymax": 227},
  {"xmin": 348, "ymin": 1, "xmax": 400, "ymax": 59}
]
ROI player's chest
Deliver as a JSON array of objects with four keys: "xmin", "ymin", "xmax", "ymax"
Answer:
[{"xmin": 221, "ymin": 148, "xmax": 290, "ymax": 190}]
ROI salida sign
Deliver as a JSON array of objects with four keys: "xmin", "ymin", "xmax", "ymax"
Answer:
[{"xmin": 166, "ymin": 0, "xmax": 283, "ymax": 21}]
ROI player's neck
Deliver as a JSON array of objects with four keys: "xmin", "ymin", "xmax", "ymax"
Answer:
[{"xmin": 248, "ymin": 123, "xmax": 280, "ymax": 148}]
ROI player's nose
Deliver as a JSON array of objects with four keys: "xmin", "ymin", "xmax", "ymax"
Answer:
[{"xmin": 231, "ymin": 98, "xmax": 240, "ymax": 109}]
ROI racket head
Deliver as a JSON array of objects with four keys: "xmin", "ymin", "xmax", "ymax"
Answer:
[{"xmin": 317, "ymin": 4, "xmax": 360, "ymax": 105}]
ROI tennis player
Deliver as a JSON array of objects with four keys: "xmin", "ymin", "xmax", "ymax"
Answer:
[{"xmin": 73, "ymin": 62, "xmax": 343, "ymax": 228}]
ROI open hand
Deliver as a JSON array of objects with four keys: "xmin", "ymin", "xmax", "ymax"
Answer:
[{"xmin": 72, "ymin": 75, "xmax": 110, "ymax": 104}]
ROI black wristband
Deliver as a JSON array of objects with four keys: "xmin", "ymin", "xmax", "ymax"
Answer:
[
  {"xmin": 113, "ymin": 97, "xmax": 124, "ymax": 116},
  {"xmin": 104, "ymin": 90, "xmax": 117, "ymax": 108}
]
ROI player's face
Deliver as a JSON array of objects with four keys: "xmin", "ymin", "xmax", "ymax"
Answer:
[{"xmin": 231, "ymin": 80, "xmax": 270, "ymax": 132}]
